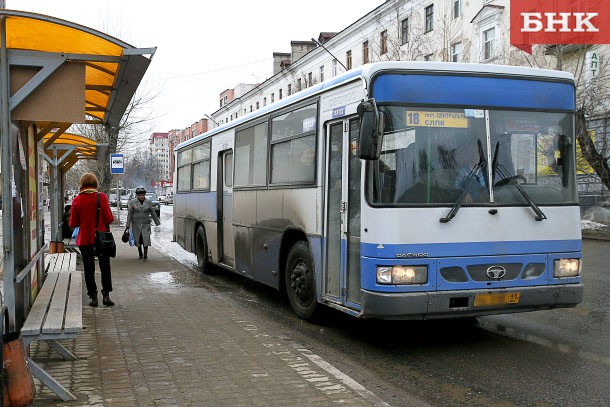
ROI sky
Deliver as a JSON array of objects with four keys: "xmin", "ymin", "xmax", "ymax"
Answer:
[{"xmin": 10, "ymin": 0, "xmax": 385, "ymax": 133}]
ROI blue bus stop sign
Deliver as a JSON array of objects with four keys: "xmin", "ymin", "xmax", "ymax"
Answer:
[{"xmin": 110, "ymin": 153, "xmax": 124, "ymax": 174}]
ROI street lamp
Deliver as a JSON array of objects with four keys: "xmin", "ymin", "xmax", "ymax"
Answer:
[{"xmin": 204, "ymin": 114, "xmax": 220, "ymax": 129}]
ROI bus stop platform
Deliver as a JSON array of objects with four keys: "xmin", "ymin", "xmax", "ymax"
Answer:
[{"xmin": 28, "ymin": 225, "xmax": 389, "ymax": 407}]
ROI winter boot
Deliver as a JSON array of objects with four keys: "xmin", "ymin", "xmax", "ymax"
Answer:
[
  {"xmin": 138, "ymin": 246, "xmax": 143, "ymax": 259},
  {"xmin": 89, "ymin": 293, "xmax": 98, "ymax": 307},
  {"xmin": 101, "ymin": 290, "xmax": 114, "ymax": 307},
  {"xmin": 143, "ymin": 247, "xmax": 148, "ymax": 259}
]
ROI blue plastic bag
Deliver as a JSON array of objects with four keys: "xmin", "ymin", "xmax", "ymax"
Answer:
[
  {"xmin": 128, "ymin": 228, "xmax": 135, "ymax": 247},
  {"xmin": 71, "ymin": 226, "xmax": 79, "ymax": 240}
]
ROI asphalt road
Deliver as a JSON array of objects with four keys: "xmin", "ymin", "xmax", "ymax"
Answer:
[{"xmin": 151, "ymin": 206, "xmax": 609, "ymax": 407}]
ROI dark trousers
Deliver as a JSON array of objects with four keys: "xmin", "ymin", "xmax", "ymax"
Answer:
[{"xmin": 79, "ymin": 245, "xmax": 113, "ymax": 297}]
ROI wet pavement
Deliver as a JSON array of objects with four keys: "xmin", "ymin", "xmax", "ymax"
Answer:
[
  {"xmin": 0, "ymin": 207, "xmax": 607, "ymax": 406},
  {"xmin": 27, "ymin": 224, "xmax": 392, "ymax": 407}
]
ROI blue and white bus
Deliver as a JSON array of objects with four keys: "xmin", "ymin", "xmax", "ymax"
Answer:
[{"xmin": 173, "ymin": 61, "xmax": 583, "ymax": 320}]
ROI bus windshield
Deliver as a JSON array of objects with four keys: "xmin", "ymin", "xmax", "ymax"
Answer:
[{"xmin": 366, "ymin": 106, "xmax": 577, "ymax": 206}]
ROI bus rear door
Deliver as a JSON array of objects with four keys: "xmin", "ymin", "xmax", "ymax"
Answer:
[{"xmin": 217, "ymin": 150, "xmax": 234, "ymax": 267}]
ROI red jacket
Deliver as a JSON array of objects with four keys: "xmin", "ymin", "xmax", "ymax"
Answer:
[{"xmin": 69, "ymin": 191, "xmax": 114, "ymax": 246}]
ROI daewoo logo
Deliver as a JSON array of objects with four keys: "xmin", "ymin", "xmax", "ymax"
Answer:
[
  {"xmin": 396, "ymin": 253, "xmax": 428, "ymax": 258},
  {"xmin": 510, "ymin": 0, "xmax": 610, "ymax": 54},
  {"xmin": 486, "ymin": 265, "xmax": 506, "ymax": 280}
]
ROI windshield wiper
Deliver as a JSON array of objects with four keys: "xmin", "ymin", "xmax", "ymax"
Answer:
[
  {"xmin": 491, "ymin": 142, "xmax": 547, "ymax": 221},
  {"xmin": 440, "ymin": 140, "xmax": 487, "ymax": 223}
]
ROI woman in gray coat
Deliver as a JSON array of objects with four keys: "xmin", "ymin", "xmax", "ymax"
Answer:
[{"xmin": 127, "ymin": 187, "xmax": 161, "ymax": 259}]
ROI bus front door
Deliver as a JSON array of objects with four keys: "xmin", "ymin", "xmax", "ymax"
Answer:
[
  {"xmin": 217, "ymin": 150, "xmax": 235, "ymax": 267},
  {"xmin": 325, "ymin": 119, "xmax": 362, "ymax": 307}
]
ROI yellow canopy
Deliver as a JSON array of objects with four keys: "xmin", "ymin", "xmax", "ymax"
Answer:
[
  {"xmin": 1, "ymin": 9, "xmax": 155, "ymax": 128},
  {"xmin": 42, "ymin": 132, "xmax": 102, "ymax": 172}
]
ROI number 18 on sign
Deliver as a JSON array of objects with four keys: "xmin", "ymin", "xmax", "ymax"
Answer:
[{"xmin": 110, "ymin": 153, "xmax": 125, "ymax": 174}]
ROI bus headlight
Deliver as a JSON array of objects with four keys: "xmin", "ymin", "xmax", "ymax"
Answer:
[
  {"xmin": 377, "ymin": 266, "xmax": 428, "ymax": 285},
  {"xmin": 553, "ymin": 258, "xmax": 581, "ymax": 278}
]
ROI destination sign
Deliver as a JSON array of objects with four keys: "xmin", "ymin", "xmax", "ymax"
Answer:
[{"xmin": 406, "ymin": 111, "xmax": 468, "ymax": 128}]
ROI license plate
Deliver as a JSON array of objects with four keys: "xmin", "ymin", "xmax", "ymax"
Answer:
[{"xmin": 474, "ymin": 292, "xmax": 521, "ymax": 307}]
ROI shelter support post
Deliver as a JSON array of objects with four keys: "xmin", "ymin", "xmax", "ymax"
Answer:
[
  {"xmin": 41, "ymin": 145, "xmax": 75, "ymax": 243},
  {"xmin": 1, "ymin": 11, "xmax": 17, "ymax": 330}
]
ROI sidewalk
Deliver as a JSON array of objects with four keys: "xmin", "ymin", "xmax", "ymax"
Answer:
[{"xmin": 29, "ymin": 226, "xmax": 388, "ymax": 407}]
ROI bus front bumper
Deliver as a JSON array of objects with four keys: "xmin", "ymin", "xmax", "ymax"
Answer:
[{"xmin": 360, "ymin": 284, "xmax": 584, "ymax": 320}]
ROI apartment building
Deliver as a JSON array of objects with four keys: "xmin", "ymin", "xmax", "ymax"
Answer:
[
  {"xmin": 162, "ymin": 0, "xmax": 608, "ymax": 205},
  {"xmin": 167, "ymin": 119, "xmax": 209, "ymax": 184},
  {"xmin": 210, "ymin": 0, "xmax": 528, "ymax": 125},
  {"xmin": 205, "ymin": 0, "xmax": 608, "ymax": 201},
  {"xmin": 149, "ymin": 132, "xmax": 170, "ymax": 185}
]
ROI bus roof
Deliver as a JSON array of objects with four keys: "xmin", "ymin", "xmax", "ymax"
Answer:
[
  {"xmin": 176, "ymin": 61, "xmax": 574, "ymax": 151},
  {"xmin": 360, "ymin": 61, "xmax": 574, "ymax": 82}
]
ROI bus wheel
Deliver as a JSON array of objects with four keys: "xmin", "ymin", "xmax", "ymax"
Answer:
[
  {"xmin": 285, "ymin": 241, "xmax": 318, "ymax": 320},
  {"xmin": 195, "ymin": 227, "xmax": 210, "ymax": 274}
]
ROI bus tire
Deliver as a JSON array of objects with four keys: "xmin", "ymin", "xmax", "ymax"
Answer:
[
  {"xmin": 195, "ymin": 226, "xmax": 210, "ymax": 274},
  {"xmin": 285, "ymin": 241, "xmax": 318, "ymax": 320}
]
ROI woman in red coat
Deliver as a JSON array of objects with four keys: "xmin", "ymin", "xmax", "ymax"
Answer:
[{"xmin": 70, "ymin": 173, "xmax": 115, "ymax": 307}]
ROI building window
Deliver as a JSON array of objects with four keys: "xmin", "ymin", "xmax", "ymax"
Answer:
[
  {"xmin": 320, "ymin": 65, "xmax": 325, "ymax": 82},
  {"xmin": 451, "ymin": 42, "xmax": 462, "ymax": 62},
  {"xmin": 425, "ymin": 5, "xmax": 434, "ymax": 33},
  {"xmin": 279, "ymin": 89, "xmax": 283, "ymax": 100},
  {"xmin": 263, "ymin": 97, "xmax": 267, "ymax": 107},
  {"xmin": 483, "ymin": 27, "xmax": 495, "ymax": 60},
  {"xmin": 401, "ymin": 18, "xmax": 409, "ymax": 45},
  {"xmin": 346, "ymin": 50, "xmax": 352, "ymax": 70},
  {"xmin": 380, "ymin": 30, "xmax": 388, "ymax": 55},
  {"xmin": 308, "ymin": 72, "xmax": 313, "ymax": 86},
  {"xmin": 250, "ymin": 105, "xmax": 253, "ymax": 112},
  {"xmin": 256, "ymin": 101, "xmax": 260, "ymax": 110},
  {"xmin": 332, "ymin": 60, "xmax": 338, "ymax": 76},
  {"xmin": 453, "ymin": 0, "xmax": 461, "ymax": 19},
  {"xmin": 271, "ymin": 93, "xmax": 275, "ymax": 103},
  {"xmin": 362, "ymin": 41, "xmax": 369, "ymax": 64},
  {"xmin": 297, "ymin": 79, "xmax": 302, "ymax": 92},
  {"xmin": 288, "ymin": 84, "xmax": 292, "ymax": 95}
]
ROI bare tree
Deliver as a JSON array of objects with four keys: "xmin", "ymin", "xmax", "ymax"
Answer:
[
  {"xmin": 434, "ymin": 2, "xmax": 472, "ymax": 63},
  {"xmin": 122, "ymin": 149, "xmax": 160, "ymax": 190},
  {"xmin": 71, "ymin": 88, "xmax": 158, "ymax": 195},
  {"xmin": 516, "ymin": 45, "xmax": 610, "ymax": 192},
  {"xmin": 368, "ymin": 1, "xmax": 430, "ymax": 62}
]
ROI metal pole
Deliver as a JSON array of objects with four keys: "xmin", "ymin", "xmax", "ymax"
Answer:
[
  {"xmin": 116, "ymin": 178, "xmax": 120, "ymax": 226},
  {"xmin": 50, "ymin": 148, "xmax": 59, "ymax": 242},
  {"xmin": 1, "ymin": 8, "xmax": 17, "ymax": 330}
]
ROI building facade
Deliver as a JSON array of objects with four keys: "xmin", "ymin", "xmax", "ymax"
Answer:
[
  {"xmin": 167, "ymin": 119, "xmax": 209, "ymax": 186},
  {"xmin": 210, "ymin": 0, "xmax": 540, "ymax": 125},
  {"xmin": 205, "ymin": 0, "xmax": 609, "ymax": 206},
  {"xmin": 163, "ymin": 0, "xmax": 609, "ymax": 208},
  {"xmin": 149, "ymin": 132, "xmax": 170, "ymax": 190}
]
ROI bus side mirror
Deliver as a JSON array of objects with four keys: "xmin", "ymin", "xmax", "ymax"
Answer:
[{"xmin": 357, "ymin": 100, "xmax": 384, "ymax": 160}]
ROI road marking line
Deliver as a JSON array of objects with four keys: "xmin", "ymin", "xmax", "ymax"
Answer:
[{"xmin": 296, "ymin": 347, "xmax": 392, "ymax": 407}]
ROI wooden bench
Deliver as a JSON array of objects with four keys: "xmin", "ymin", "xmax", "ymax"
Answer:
[
  {"xmin": 21, "ymin": 252, "xmax": 82, "ymax": 401},
  {"xmin": 45, "ymin": 252, "xmax": 78, "ymax": 273}
]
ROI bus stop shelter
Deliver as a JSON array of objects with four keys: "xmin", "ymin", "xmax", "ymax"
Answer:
[{"xmin": 0, "ymin": 9, "xmax": 155, "ymax": 331}]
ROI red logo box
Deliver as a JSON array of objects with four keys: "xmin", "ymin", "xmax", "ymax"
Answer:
[{"xmin": 511, "ymin": 0, "xmax": 610, "ymax": 54}]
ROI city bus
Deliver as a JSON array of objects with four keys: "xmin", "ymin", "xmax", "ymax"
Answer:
[{"xmin": 173, "ymin": 61, "xmax": 583, "ymax": 320}]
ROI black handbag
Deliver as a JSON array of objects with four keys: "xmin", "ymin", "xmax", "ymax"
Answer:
[
  {"xmin": 95, "ymin": 193, "xmax": 116, "ymax": 257},
  {"xmin": 121, "ymin": 227, "xmax": 130, "ymax": 243}
]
